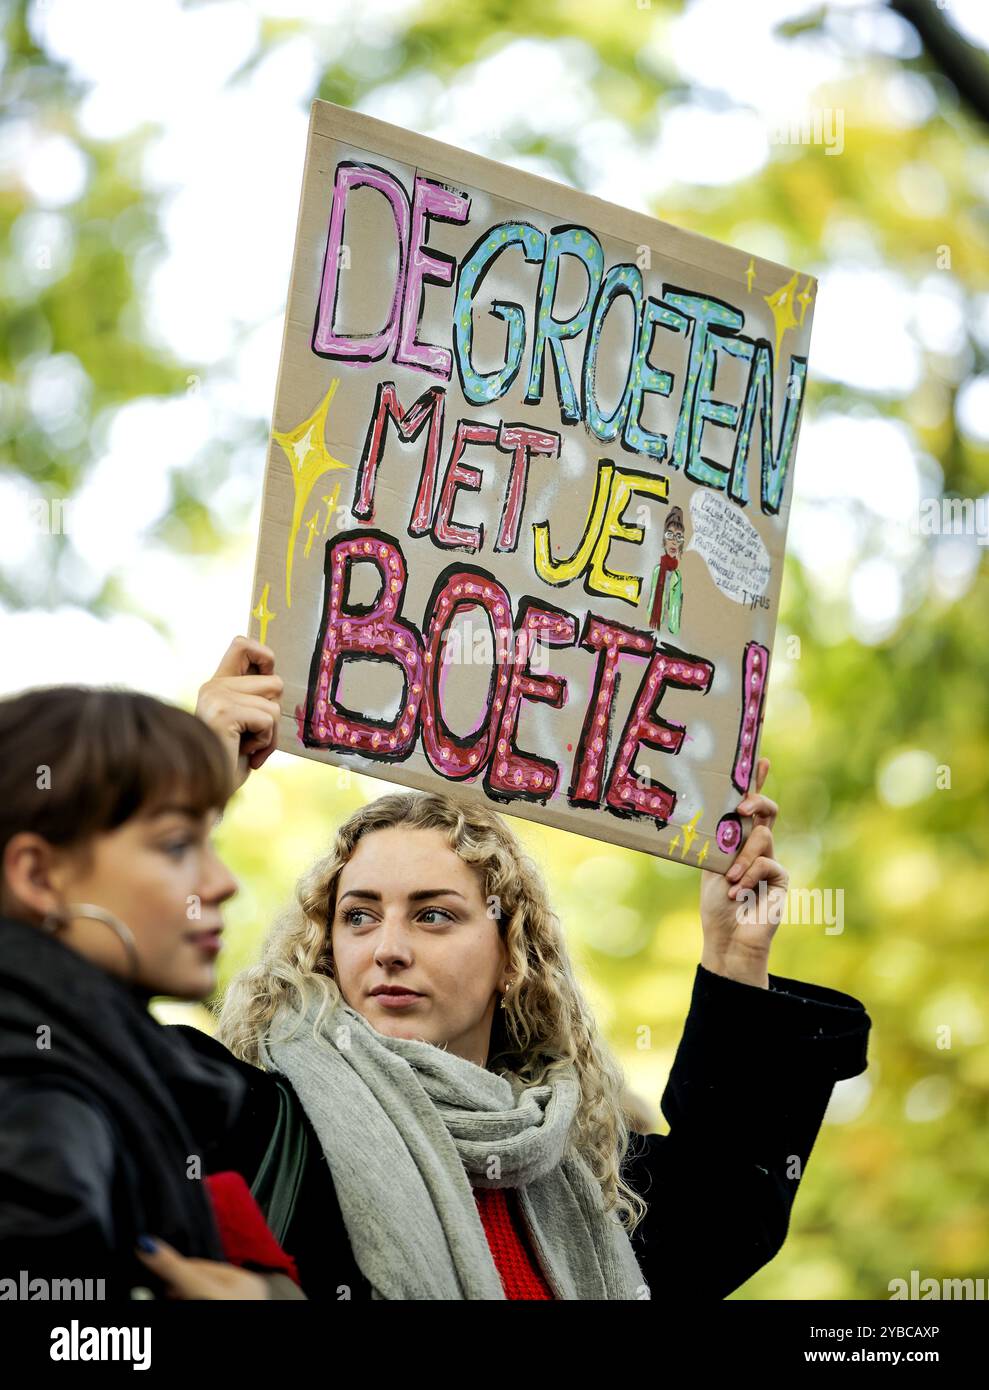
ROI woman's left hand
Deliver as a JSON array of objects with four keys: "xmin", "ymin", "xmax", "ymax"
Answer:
[
  {"xmin": 698, "ymin": 757, "xmax": 788, "ymax": 989},
  {"xmin": 135, "ymin": 1239, "xmax": 271, "ymax": 1299}
]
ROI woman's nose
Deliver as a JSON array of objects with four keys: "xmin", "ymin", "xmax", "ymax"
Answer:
[
  {"xmin": 372, "ymin": 916, "xmax": 414, "ymax": 964},
  {"xmin": 202, "ymin": 850, "xmax": 238, "ymax": 906}
]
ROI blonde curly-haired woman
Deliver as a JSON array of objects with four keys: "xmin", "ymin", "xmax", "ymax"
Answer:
[{"xmin": 178, "ymin": 637, "xmax": 872, "ymax": 1301}]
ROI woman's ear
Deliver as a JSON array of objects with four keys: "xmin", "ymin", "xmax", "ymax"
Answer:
[{"xmin": 2, "ymin": 833, "xmax": 63, "ymax": 922}]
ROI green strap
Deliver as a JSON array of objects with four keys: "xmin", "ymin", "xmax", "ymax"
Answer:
[{"xmin": 249, "ymin": 1077, "xmax": 310, "ymax": 1245}]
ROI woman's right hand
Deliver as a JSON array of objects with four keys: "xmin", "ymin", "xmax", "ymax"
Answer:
[
  {"xmin": 195, "ymin": 635, "xmax": 284, "ymax": 791},
  {"xmin": 135, "ymin": 1238, "xmax": 271, "ymax": 1299}
]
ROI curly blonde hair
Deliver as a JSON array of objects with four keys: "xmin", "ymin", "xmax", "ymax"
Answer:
[{"xmin": 215, "ymin": 787, "xmax": 647, "ymax": 1233}]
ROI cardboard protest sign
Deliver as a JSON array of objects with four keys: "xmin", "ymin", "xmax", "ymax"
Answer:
[{"xmin": 249, "ymin": 98, "xmax": 816, "ymax": 872}]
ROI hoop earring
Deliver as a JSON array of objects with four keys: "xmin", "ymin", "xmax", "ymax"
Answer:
[{"xmin": 66, "ymin": 902, "xmax": 142, "ymax": 983}]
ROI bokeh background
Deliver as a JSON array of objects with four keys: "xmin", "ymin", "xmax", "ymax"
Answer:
[{"xmin": 2, "ymin": 0, "xmax": 987, "ymax": 1298}]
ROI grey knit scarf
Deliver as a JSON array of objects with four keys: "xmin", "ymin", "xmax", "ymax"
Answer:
[{"xmin": 261, "ymin": 992, "xmax": 648, "ymax": 1301}]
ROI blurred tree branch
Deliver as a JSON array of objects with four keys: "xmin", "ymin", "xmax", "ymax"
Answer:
[{"xmin": 889, "ymin": 0, "xmax": 989, "ymax": 126}]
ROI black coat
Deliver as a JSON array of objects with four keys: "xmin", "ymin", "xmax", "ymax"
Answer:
[
  {"xmin": 0, "ymin": 915, "xmax": 248, "ymax": 1298},
  {"xmin": 173, "ymin": 963, "xmax": 872, "ymax": 1300}
]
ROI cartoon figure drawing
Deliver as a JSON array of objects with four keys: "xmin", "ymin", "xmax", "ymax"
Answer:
[{"xmin": 647, "ymin": 505, "xmax": 686, "ymax": 635}]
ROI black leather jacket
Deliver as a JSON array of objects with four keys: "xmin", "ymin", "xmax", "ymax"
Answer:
[{"xmin": 0, "ymin": 916, "xmax": 246, "ymax": 1299}]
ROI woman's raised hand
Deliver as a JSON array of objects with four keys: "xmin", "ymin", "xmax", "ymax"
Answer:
[
  {"xmin": 195, "ymin": 636, "xmax": 284, "ymax": 792},
  {"xmin": 698, "ymin": 756, "xmax": 788, "ymax": 989}
]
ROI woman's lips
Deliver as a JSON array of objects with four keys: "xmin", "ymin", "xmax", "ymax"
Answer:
[
  {"xmin": 189, "ymin": 928, "xmax": 223, "ymax": 959},
  {"xmin": 371, "ymin": 991, "xmax": 423, "ymax": 1009}
]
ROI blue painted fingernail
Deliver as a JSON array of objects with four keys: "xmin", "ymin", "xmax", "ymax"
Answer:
[{"xmin": 136, "ymin": 1236, "xmax": 157, "ymax": 1253}]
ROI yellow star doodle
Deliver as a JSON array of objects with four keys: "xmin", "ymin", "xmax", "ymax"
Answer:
[{"xmin": 273, "ymin": 380, "xmax": 349, "ymax": 606}]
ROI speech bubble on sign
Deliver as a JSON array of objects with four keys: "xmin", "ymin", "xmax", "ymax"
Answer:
[{"xmin": 687, "ymin": 492, "xmax": 772, "ymax": 605}]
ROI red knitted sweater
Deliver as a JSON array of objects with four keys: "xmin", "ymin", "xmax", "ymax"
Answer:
[{"xmin": 473, "ymin": 1186, "xmax": 554, "ymax": 1299}]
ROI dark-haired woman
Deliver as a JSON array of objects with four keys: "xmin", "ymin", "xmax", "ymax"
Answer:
[{"xmin": 0, "ymin": 683, "xmax": 296, "ymax": 1299}]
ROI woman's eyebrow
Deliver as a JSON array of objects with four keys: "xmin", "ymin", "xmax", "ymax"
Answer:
[
  {"xmin": 338, "ymin": 888, "xmax": 467, "ymax": 903},
  {"xmin": 143, "ymin": 805, "xmax": 199, "ymax": 823}
]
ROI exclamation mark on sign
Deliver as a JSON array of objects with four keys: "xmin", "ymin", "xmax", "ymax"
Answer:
[
  {"xmin": 716, "ymin": 641, "xmax": 770, "ymax": 855},
  {"xmin": 732, "ymin": 641, "xmax": 769, "ymax": 792}
]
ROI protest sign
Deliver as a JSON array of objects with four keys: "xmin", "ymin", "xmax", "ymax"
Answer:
[{"xmin": 249, "ymin": 99, "xmax": 816, "ymax": 871}]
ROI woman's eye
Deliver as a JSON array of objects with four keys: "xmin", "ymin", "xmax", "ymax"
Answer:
[
  {"xmin": 161, "ymin": 840, "xmax": 193, "ymax": 859},
  {"xmin": 340, "ymin": 907, "xmax": 452, "ymax": 926}
]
